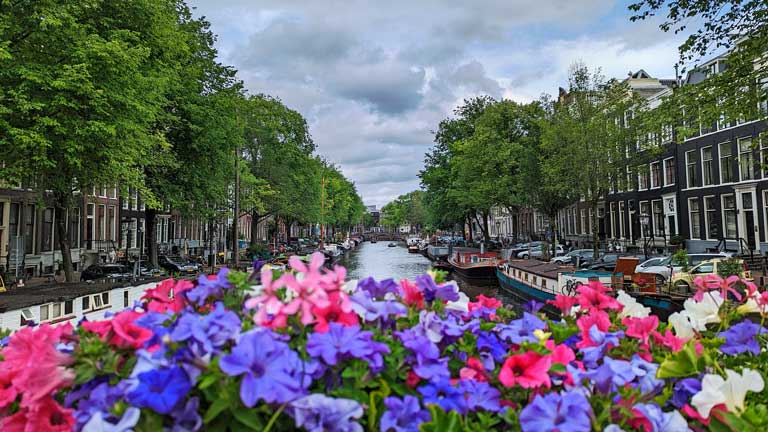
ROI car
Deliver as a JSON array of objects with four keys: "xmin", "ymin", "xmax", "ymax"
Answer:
[
  {"xmin": 588, "ymin": 253, "xmax": 653, "ymax": 272},
  {"xmin": 635, "ymin": 253, "xmax": 733, "ymax": 284},
  {"xmin": 80, "ymin": 264, "xmax": 131, "ymax": 281},
  {"xmin": 116, "ymin": 260, "xmax": 167, "ymax": 278},
  {"xmin": 517, "ymin": 244, "xmax": 564, "ymax": 259},
  {"xmin": 158, "ymin": 255, "xmax": 200, "ymax": 274},
  {"xmin": 551, "ymin": 249, "xmax": 597, "ymax": 265},
  {"xmin": 671, "ymin": 258, "xmax": 750, "ymax": 294}
]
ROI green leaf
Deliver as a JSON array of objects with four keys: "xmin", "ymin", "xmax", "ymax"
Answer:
[
  {"xmin": 419, "ymin": 405, "xmax": 465, "ymax": 432},
  {"xmin": 204, "ymin": 397, "xmax": 230, "ymax": 424},
  {"xmin": 657, "ymin": 342, "xmax": 706, "ymax": 378},
  {"xmin": 231, "ymin": 406, "xmax": 265, "ymax": 430}
]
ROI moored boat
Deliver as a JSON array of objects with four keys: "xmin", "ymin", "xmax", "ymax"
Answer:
[
  {"xmin": 448, "ymin": 248, "xmax": 499, "ymax": 283},
  {"xmin": 408, "ymin": 245, "xmax": 420, "ymax": 253},
  {"xmin": 426, "ymin": 245, "xmax": 450, "ymax": 262}
]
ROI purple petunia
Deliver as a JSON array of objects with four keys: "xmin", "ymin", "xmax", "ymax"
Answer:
[
  {"xmin": 357, "ymin": 277, "xmax": 400, "ymax": 299},
  {"xmin": 459, "ymin": 379, "xmax": 502, "ymax": 412},
  {"xmin": 170, "ymin": 396, "xmax": 202, "ymax": 432},
  {"xmin": 630, "ymin": 354, "xmax": 664, "ymax": 395},
  {"xmin": 126, "ymin": 366, "xmax": 192, "ymax": 414},
  {"xmin": 82, "ymin": 407, "xmax": 141, "ymax": 432},
  {"xmin": 416, "ymin": 274, "xmax": 459, "ymax": 302},
  {"xmin": 717, "ymin": 320, "xmax": 768, "ymax": 355},
  {"xmin": 395, "ymin": 328, "xmax": 450, "ymax": 380},
  {"xmin": 306, "ymin": 323, "xmax": 391, "ymax": 372},
  {"xmin": 170, "ymin": 302, "xmax": 241, "ymax": 357},
  {"xmin": 587, "ymin": 357, "xmax": 636, "ymax": 394},
  {"xmin": 418, "ymin": 378, "xmax": 468, "ymax": 414},
  {"xmin": 633, "ymin": 403, "xmax": 689, "ymax": 432},
  {"xmin": 496, "ymin": 312, "xmax": 546, "ymax": 345},
  {"xmin": 380, "ymin": 395, "xmax": 431, "ymax": 432},
  {"xmin": 477, "ymin": 331, "xmax": 509, "ymax": 361},
  {"xmin": 417, "ymin": 310, "xmax": 472, "ymax": 344},
  {"xmin": 670, "ymin": 377, "xmax": 702, "ymax": 409},
  {"xmin": 580, "ymin": 325, "xmax": 624, "ymax": 369},
  {"xmin": 522, "ymin": 299, "xmax": 544, "ymax": 314},
  {"xmin": 219, "ymin": 329, "xmax": 311, "ymax": 406},
  {"xmin": 289, "ymin": 394, "xmax": 364, "ymax": 432},
  {"xmin": 349, "ymin": 289, "xmax": 407, "ymax": 323},
  {"xmin": 185, "ymin": 268, "xmax": 231, "ymax": 306},
  {"xmin": 519, "ymin": 391, "xmax": 592, "ymax": 432}
]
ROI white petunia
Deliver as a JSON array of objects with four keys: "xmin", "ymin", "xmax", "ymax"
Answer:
[
  {"xmin": 683, "ymin": 292, "xmax": 724, "ymax": 330},
  {"xmin": 668, "ymin": 311, "xmax": 695, "ymax": 339},
  {"xmin": 342, "ymin": 279, "xmax": 358, "ymax": 294},
  {"xmin": 691, "ymin": 369, "xmax": 765, "ymax": 418},
  {"xmin": 445, "ymin": 291, "xmax": 470, "ymax": 313},
  {"xmin": 617, "ymin": 290, "xmax": 651, "ymax": 318},
  {"xmin": 736, "ymin": 297, "xmax": 760, "ymax": 315}
]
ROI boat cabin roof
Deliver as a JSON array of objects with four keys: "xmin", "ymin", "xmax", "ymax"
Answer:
[{"xmin": 504, "ymin": 259, "xmax": 573, "ymax": 280}]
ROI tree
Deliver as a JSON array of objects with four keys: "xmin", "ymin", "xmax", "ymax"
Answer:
[
  {"xmin": 541, "ymin": 63, "xmax": 651, "ymax": 257},
  {"xmin": 0, "ymin": 0, "xmax": 188, "ymax": 281},
  {"xmin": 629, "ymin": 1, "xmax": 768, "ymax": 137}
]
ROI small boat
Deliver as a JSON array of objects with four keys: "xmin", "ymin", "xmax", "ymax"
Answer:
[
  {"xmin": 388, "ymin": 243, "xmax": 397, "ymax": 247},
  {"xmin": 370, "ymin": 239, "xmax": 377, "ymax": 244},
  {"xmin": 448, "ymin": 248, "xmax": 499, "ymax": 283},
  {"xmin": 408, "ymin": 245, "xmax": 420, "ymax": 254},
  {"xmin": 427, "ymin": 245, "xmax": 450, "ymax": 262},
  {"xmin": 432, "ymin": 260, "xmax": 452, "ymax": 272}
]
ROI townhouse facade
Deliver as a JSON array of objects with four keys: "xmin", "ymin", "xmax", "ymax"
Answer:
[{"xmin": 558, "ymin": 59, "xmax": 768, "ymax": 255}]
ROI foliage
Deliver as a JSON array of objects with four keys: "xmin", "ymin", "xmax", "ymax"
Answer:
[
  {"xmin": 381, "ymin": 190, "xmax": 427, "ymax": 231},
  {"xmin": 672, "ymin": 248, "xmax": 689, "ymax": 272},
  {"xmin": 717, "ymin": 258, "xmax": 745, "ymax": 278},
  {"xmin": 3, "ymin": 258, "xmax": 768, "ymax": 431}
]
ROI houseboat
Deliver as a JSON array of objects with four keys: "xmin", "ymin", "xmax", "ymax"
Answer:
[
  {"xmin": 448, "ymin": 248, "xmax": 499, "ymax": 283},
  {"xmin": 426, "ymin": 245, "xmax": 450, "ymax": 262},
  {"xmin": 495, "ymin": 259, "xmax": 612, "ymax": 315}
]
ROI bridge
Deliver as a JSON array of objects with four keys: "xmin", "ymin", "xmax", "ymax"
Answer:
[{"xmin": 363, "ymin": 232, "xmax": 402, "ymax": 242}]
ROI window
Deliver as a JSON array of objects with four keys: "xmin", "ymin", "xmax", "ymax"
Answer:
[
  {"xmin": 131, "ymin": 189, "xmax": 138, "ymax": 211},
  {"xmin": 107, "ymin": 206, "xmax": 116, "ymax": 241},
  {"xmin": 704, "ymin": 196, "xmax": 718, "ymax": 240},
  {"xmin": 689, "ymin": 199, "xmax": 701, "ymax": 239},
  {"xmin": 41, "ymin": 208, "xmax": 54, "ymax": 252},
  {"xmin": 580, "ymin": 209, "xmax": 587, "ymax": 235},
  {"xmin": 124, "ymin": 290, "xmax": 129, "ymax": 308},
  {"xmin": 97, "ymin": 204, "xmax": 105, "ymax": 240},
  {"xmin": 738, "ymin": 137, "xmax": 754, "ymax": 181},
  {"xmin": 609, "ymin": 202, "xmax": 616, "ymax": 238},
  {"xmin": 109, "ymin": 186, "xmax": 117, "ymax": 199},
  {"xmin": 722, "ymin": 194, "xmax": 737, "ymax": 238},
  {"xmin": 650, "ymin": 162, "xmax": 661, "ymax": 188},
  {"xmin": 40, "ymin": 304, "xmax": 49, "ymax": 321},
  {"xmin": 686, "ymin": 150, "xmax": 697, "ymax": 188},
  {"xmin": 640, "ymin": 201, "xmax": 650, "ymax": 232},
  {"xmin": 637, "ymin": 166, "xmax": 649, "ymax": 190},
  {"xmin": 652, "ymin": 200, "xmax": 664, "ymax": 236},
  {"xmin": 69, "ymin": 207, "xmax": 80, "ymax": 248},
  {"xmin": 719, "ymin": 142, "xmax": 734, "ymax": 183},
  {"xmin": 693, "ymin": 263, "xmax": 715, "ymax": 274},
  {"xmin": 661, "ymin": 124, "xmax": 673, "ymax": 143},
  {"xmin": 663, "ymin": 158, "xmax": 675, "ymax": 186},
  {"xmin": 619, "ymin": 201, "xmax": 626, "ymax": 238},
  {"xmin": 701, "ymin": 147, "xmax": 714, "ymax": 186},
  {"xmin": 86, "ymin": 203, "xmax": 95, "ymax": 245},
  {"xmin": 24, "ymin": 204, "xmax": 34, "ymax": 253}
]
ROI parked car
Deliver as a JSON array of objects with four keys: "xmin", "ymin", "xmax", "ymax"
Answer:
[
  {"xmin": 517, "ymin": 244, "xmax": 564, "ymax": 259},
  {"xmin": 671, "ymin": 258, "xmax": 750, "ymax": 293},
  {"xmin": 635, "ymin": 253, "xmax": 733, "ymax": 283},
  {"xmin": 589, "ymin": 253, "xmax": 653, "ymax": 272},
  {"xmin": 551, "ymin": 249, "xmax": 597, "ymax": 265},
  {"xmin": 80, "ymin": 264, "xmax": 130, "ymax": 281},
  {"xmin": 158, "ymin": 256, "xmax": 199, "ymax": 274}
]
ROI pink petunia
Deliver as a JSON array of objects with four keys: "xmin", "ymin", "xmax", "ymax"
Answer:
[
  {"xmin": 313, "ymin": 291, "xmax": 359, "ymax": 333},
  {"xmin": 546, "ymin": 294, "xmax": 579, "ymax": 316},
  {"xmin": 459, "ymin": 357, "xmax": 489, "ymax": 382},
  {"xmin": 498, "ymin": 351, "xmax": 552, "ymax": 389},
  {"xmin": 576, "ymin": 284, "xmax": 622, "ymax": 312},
  {"xmin": 575, "ymin": 310, "xmax": 611, "ymax": 348},
  {"xmin": 468, "ymin": 294, "xmax": 502, "ymax": 311},
  {"xmin": 399, "ymin": 278, "xmax": 424, "ymax": 308},
  {"xmin": 142, "ymin": 278, "xmax": 193, "ymax": 313},
  {"xmin": 692, "ymin": 274, "xmax": 742, "ymax": 302},
  {"xmin": 545, "ymin": 340, "xmax": 576, "ymax": 367},
  {"xmin": 622, "ymin": 315, "xmax": 659, "ymax": 346},
  {"xmin": 652, "ymin": 328, "xmax": 686, "ymax": 352}
]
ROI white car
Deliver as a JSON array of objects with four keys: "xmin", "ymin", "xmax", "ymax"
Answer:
[
  {"xmin": 551, "ymin": 249, "xmax": 596, "ymax": 265},
  {"xmin": 635, "ymin": 253, "xmax": 733, "ymax": 283},
  {"xmin": 517, "ymin": 245, "xmax": 564, "ymax": 259}
]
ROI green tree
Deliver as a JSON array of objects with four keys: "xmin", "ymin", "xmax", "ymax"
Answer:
[
  {"xmin": 629, "ymin": 1, "xmax": 768, "ymax": 138},
  {"xmin": 0, "ymin": 0, "xmax": 188, "ymax": 281}
]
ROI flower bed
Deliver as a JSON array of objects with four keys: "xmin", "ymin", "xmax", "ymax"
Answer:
[{"xmin": 1, "ymin": 253, "xmax": 767, "ymax": 431}]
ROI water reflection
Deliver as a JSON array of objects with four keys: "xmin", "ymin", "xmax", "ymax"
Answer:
[{"xmin": 341, "ymin": 242, "xmax": 514, "ymax": 303}]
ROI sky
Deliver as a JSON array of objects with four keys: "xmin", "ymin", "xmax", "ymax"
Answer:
[{"xmin": 188, "ymin": 0, "xmax": 686, "ymax": 208}]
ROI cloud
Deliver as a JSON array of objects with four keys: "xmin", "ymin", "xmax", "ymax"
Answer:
[{"xmin": 188, "ymin": 0, "xmax": 683, "ymax": 207}]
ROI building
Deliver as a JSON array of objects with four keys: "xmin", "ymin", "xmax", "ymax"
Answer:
[{"xmin": 558, "ymin": 60, "xmax": 768, "ymax": 255}]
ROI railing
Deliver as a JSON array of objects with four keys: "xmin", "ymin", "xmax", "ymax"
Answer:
[
  {"xmin": 84, "ymin": 239, "xmax": 118, "ymax": 253},
  {"xmin": 714, "ymin": 237, "xmax": 753, "ymax": 260}
]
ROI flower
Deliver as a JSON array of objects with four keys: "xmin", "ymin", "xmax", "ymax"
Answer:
[
  {"xmin": 519, "ymin": 391, "xmax": 592, "ymax": 432},
  {"xmin": 399, "ymin": 278, "xmax": 424, "ymax": 308},
  {"xmin": 170, "ymin": 397, "xmax": 202, "ymax": 432},
  {"xmin": 395, "ymin": 329, "xmax": 449, "ymax": 380},
  {"xmin": 717, "ymin": 320, "xmax": 767, "ymax": 355},
  {"xmin": 245, "ymin": 266, "xmax": 292, "ymax": 329},
  {"xmin": 692, "ymin": 274, "xmax": 742, "ymax": 302},
  {"xmin": 349, "ymin": 289, "xmax": 407, "ymax": 323},
  {"xmin": 575, "ymin": 310, "xmax": 611, "ymax": 348},
  {"xmin": 418, "ymin": 379, "xmax": 467, "ymax": 414},
  {"xmin": 476, "ymin": 331, "xmax": 509, "ymax": 361},
  {"xmin": 522, "ymin": 299, "xmax": 544, "ymax": 314},
  {"xmin": 380, "ymin": 395, "xmax": 431, "ymax": 432},
  {"xmin": 83, "ymin": 310, "xmax": 152, "ymax": 349},
  {"xmin": 186, "ymin": 268, "xmax": 231, "ymax": 306},
  {"xmin": 459, "ymin": 379, "xmax": 501, "ymax": 412},
  {"xmin": 629, "ymin": 355, "xmax": 664, "ymax": 395},
  {"xmin": 588, "ymin": 357, "xmax": 635, "ymax": 394},
  {"xmin": 142, "ymin": 279, "xmax": 192, "ymax": 313},
  {"xmin": 622, "ymin": 315, "xmax": 659, "ymax": 346},
  {"xmin": 313, "ymin": 291, "xmax": 359, "ymax": 333},
  {"xmin": 499, "ymin": 352, "xmax": 552, "ymax": 389},
  {"xmin": 170, "ymin": 302, "xmax": 241, "ymax": 356},
  {"xmin": 306, "ymin": 323, "xmax": 390, "ymax": 372},
  {"xmin": 469, "ymin": 294, "xmax": 502, "ymax": 311},
  {"xmin": 496, "ymin": 312, "xmax": 547, "ymax": 345},
  {"xmin": 547, "ymin": 295, "xmax": 579, "ymax": 316},
  {"xmin": 576, "ymin": 283, "xmax": 622, "ymax": 312},
  {"xmin": 82, "ymin": 407, "xmax": 141, "ymax": 432},
  {"xmin": 652, "ymin": 328, "xmax": 686, "ymax": 352},
  {"xmin": 460, "ymin": 357, "xmax": 490, "ymax": 382},
  {"xmin": 126, "ymin": 366, "xmax": 192, "ymax": 414},
  {"xmin": 616, "ymin": 290, "xmax": 651, "ymax": 318},
  {"xmin": 670, "ymin": 377, "xmax": 702, "ymax": 409},
  {"xmin": 415, "ymin": 274, "xmax": 460, "ymax": 302},
  {"xmin": 289, "ymin": 394, "xmax": 363, "ymax": 432},
  {"xmin": 3, "ymin": 398, "xmax": 76, "ymax": 432},
  {"xmin": 219, "ymin": 329, "xmax": 310, "ymax": 406},
  {"xmin": 691, "ymin": 368, "xmax": 765, "ymax": 418},
  {"xmin": 357, "ymin": 277, "xmax": 399, "ymax": 299},
  {"xmin": 445, "ymin": 291, "xmax": 470, "ymax": 313}
]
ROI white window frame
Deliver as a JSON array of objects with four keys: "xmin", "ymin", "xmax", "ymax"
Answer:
[
  {"xmin": 701, "ymin": 146, "xmax": 714, "ymax": 186},
  {"xmin": 703, "ymin": 195, "xmax": 717, "ymax": 240},
  {"xmin": 738, "ymin": 136, "xmax": 754, "ymax": 182},
  {"xmin": 719, "ymin": 141, "xmax": 734, "ymax": 184},
  {"xmin": 638, "ymin": 166, "xmax": 650, "ymax": 191},
  {"xmin": 609, "ymin": 202, "xmax": 616, "ymax": 238},
  {"xmin": 721, "ymin": 194, "xmax": 737, "ymax": 239},
  {"xmin": 663, "ymin": 157, "xmax": 675, "ymax": 186},
  {"xmin": 652, "ymin": 200, "xmax": 664, "ymax": 236},
  {"xmin": 685, "ymin": 150, "xmax": 697, "ymax": 188},
  {"xmin": 650, "ymin": 161, "xmax": 661, "ymax": 189},
  {"xmin": 619, "ymin": 201, "xmax": 626, "ymax": 239},
  {"xmin": 688, "ymin": 198, "xmax": 702, "ymax": 240},
  {"xmin": 580, "ymin": 209, "xmax": 587, "ymax": 235}
]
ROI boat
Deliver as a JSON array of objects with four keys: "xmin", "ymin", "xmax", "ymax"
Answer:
[
  {"xmin": 370, "ymin": 239, "xmax": 377, "ymax": 244},
  {"xmin": 408, "ymin": 245, "xmax": 420, "ymax": 254},
  {"xmin": 432, "ymin": 260, "xmax": 452, "ymax": 272},
  {"xmin": 388, "ymin": 243, "xmax": 397, "ymax": 247},
  {"xmin": 448, "ymin": 248, "xmax": 499, "ymax": 283},
  {"xmin": 426, "ymin": 245, "xmax": 450, "ymax": 262},
  {"xmin": 495, "ymin": 259, "xmax": 613, "ymax": 316}
]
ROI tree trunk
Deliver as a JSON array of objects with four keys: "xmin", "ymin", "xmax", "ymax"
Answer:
[
  {"xmin": 482, "ymin": 211, "xmax": 491, "ymax": 246},
  {"xmin": 591, "ymin": 200, "xmax": 600, "ymax": 259},
  {"xmin": 53, "ymin": 193, "xmax": 74, "ymax": 282},
  {"xmin": 250, "ymin": 211, "xmax": 260, "ymax": 247},
  {"xmin": 465, "ymin": 215, "xmax": 472, "ymax": 242},
  {"xmin": 146, "ymin": 207, "xmax": 158, "ymax": 266}
]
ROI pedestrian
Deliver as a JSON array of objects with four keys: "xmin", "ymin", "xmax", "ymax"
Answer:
[{"xmin": 108, "ymin": 248, "xmax": 116, "ymax": 263}]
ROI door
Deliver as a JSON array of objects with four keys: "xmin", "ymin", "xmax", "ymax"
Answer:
[{"xmin": 742, "ymin": 191, "xmax": 756, "ymax": 250}]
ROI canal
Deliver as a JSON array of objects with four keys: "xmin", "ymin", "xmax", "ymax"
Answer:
[{"xmin": 340, "ymin": 241, "xmax": 511, "ymax": 302}]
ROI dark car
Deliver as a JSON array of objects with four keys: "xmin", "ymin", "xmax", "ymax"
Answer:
[
  {"xmin": 588, "ymin": 253, "xmax": 653, "ymax": 272},
  {"xmin": 117, "ymin": 260, "xmax": 167, "ymax": 278},
  {"xmin": 158, "ymin": 255, "xmax": 200, "ymax": 274},
  {"xmin": 80, "ymin": 264, "xmax": 130, "ymax": 281}
]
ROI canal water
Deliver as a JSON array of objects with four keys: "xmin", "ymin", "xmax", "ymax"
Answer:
[{"xmin": 340, "ymin": 241, "xmax": 510, "ymax": 302}]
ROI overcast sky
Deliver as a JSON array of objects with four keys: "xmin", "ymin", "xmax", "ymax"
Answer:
[{"xmin": 188, "ymin": 0, "xmax": 685, "ymax": 208}]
